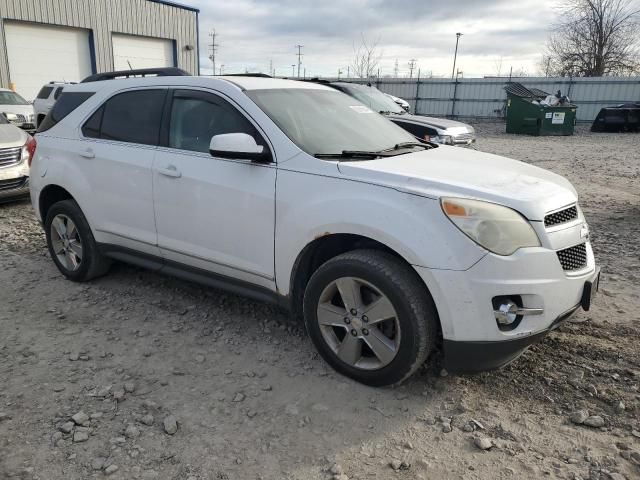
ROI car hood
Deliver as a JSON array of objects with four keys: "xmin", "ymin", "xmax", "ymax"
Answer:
[
  {"xmin": 0, "ymin": 124, "xmax": 28, "ymax": 148},
  {"xmin": 0, "ymin": 104, "xmax": 34, "ymax": 116},
  {"xmin": 336, "ymin": 145, "xmax": 577, "ymax": 221},
  {"xmin": 388, "ymin": 113, "xmax": 474, "ymax": 132}
]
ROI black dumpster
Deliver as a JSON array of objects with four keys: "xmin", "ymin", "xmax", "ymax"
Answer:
[{"xmin": 591, "ymin": 103, "xmax": 640, "ymax": 132}]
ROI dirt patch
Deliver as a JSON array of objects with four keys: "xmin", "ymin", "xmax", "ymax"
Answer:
[{"xmin": 1, "ymin": 124, "xmax": 639, "ymax": 480}]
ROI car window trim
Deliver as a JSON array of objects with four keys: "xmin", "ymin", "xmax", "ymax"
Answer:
[
  {"xmin": 77, "ymin": 87, "xmax": 169, "ymax": 147},
  {"xmin": 159, "ymin": 86, "xmax": 276, "ymax": 164}
]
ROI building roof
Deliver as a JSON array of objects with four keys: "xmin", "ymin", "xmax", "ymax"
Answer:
[{"xmin": 146, "ymin": 0, "xmax": 199, "ymax": 13}]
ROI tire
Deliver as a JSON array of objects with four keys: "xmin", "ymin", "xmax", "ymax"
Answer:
[
  {"xmin": 45, "ymin": 199, "xmax": 111, "ymax": 282},
  {"xmin": 303, "ymin": 249, "xmax": 438, "ymax": 387}
]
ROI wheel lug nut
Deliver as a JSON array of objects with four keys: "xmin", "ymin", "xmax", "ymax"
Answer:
[
  {"xmin": 344, "ymin": 317, "xmax": 350, "ymax": 324},
  {"xmin": 350, "ymin": 308, "xmax": 357, "ymax": 316},
  {"xmin": 362, "ymin": 328, "xmax": 369, "ymax": 336},
  {"xmin": 350, "ymin": 329, "xmax": 357, "ymax": 336},
  {"xmin": 362, "ymin": 315, "xmax": 368, "ymax": 323}
]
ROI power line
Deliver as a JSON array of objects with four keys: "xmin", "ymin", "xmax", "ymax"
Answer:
[{"xmin": 295, "ymin": 45, "xmax": 304, "ymax": 78}]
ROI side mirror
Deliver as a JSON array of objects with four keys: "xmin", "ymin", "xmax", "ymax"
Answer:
[{"xmin": 209, "ymin": 133, "xmax": 270, "ymax": 162}]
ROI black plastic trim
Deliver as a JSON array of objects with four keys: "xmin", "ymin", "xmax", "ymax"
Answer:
[
  {"xmin": 443, "ymin": 304, "xmax": 582, "ymax": 373},
  {"xmin": 97, "ymin": 244, "xmax": 290, "ymax": 310}
]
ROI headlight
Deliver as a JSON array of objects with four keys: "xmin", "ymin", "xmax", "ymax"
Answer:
[
  {"xmin": 3, "ymin": 112, "xmax": 18, "ymax": 121},
  {"xmin": 429, "ymin": 135, "xmax": 453, "ymax": 145},
  {"xmin": 441, "ymin": 197, "xmax": 540, "ymax": 255}
]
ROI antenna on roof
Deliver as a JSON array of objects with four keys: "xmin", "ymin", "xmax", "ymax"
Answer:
[{"xmin": 127, "ymin": 60, "xmax": 133, "ymax": 70}]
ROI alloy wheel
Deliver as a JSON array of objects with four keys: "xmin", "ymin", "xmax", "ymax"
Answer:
[
  {"xmin": 316, "ymin": 276, "xmax": 401, "ymax": 370},
  {"xmin": 50, "ymin": 214, "xmax": 83, "ymax": 271}
]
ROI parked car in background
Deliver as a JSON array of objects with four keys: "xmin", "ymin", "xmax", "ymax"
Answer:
[
  {"xmin": 0, "ymin": 88, "xmax": 36, "ymax": 134},
  {"xmin": 384, "ymin": 93, "xmax": 410, "ymax": 112},
  {"xmin": 34, "ymin": 82, "xmax": 75, "ymax": 128},
  {"xmin": 320, "ymin": 81, "xmax": 476, "ymax": 146},
  {"xmin": 0, "ymin": 113, "xmax": 35, "ymax": 203},
  {"xmin": 30, "ymin": 70, "xmax": 599, "ymax": 386}
]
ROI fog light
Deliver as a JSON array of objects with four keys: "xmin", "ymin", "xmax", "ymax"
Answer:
[{"xmin": 495, "ymin": 300, "xmax": 519, "ymax": 325}]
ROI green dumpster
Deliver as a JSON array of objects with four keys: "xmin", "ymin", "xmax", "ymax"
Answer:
[{"xmin": 504, "ymin": 83, "xmax": 577, "ymax": 136}]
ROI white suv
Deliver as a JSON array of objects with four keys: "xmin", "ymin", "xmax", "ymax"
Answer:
[
  {"xmin": 29, "ymin": 70, "xmax": 600, "ymax": 386},
  {"xmin": 33, "ymin": 82, "xmax": 75, "ymax": 128}
]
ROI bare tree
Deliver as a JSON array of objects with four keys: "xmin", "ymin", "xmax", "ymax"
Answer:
[
  {"xmin": 546, "ymin": 0, "xmax": 640, "ymax": 76},
  {"xmin": 351, "ymin": 34, "xmax": 383, "ymax": 78},
  {"xmin": 493, "ymin": 56, "xmax": 504, "ymax": 77}
]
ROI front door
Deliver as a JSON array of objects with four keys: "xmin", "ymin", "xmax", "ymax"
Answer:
[{"xmin": 152, "ymin": 89, "xmax": 276, "ymax": 288}]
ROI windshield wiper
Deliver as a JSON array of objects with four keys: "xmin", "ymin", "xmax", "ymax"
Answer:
[{"xmin": 314, "ymin": 150, "xmax": 381, "ymax": 160}]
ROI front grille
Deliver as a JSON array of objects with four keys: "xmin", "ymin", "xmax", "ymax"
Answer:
[
  {"xmin": 557, "ymin": 243, "xmax": 587, "ymax": 271},
  {"xmin": 0, "ymin": 176, "xmax": 27, "ymax": 191},
  {"xmin": 545, "ymin": 205, "xmax": 578, "ymax": 227},
  {"xmin": 0, "ymin": 146, "xmax": 22, "ymax": 168},
  {"xmin": 453, "ymin": 132, "xmax": 475, "ymax": 143}
]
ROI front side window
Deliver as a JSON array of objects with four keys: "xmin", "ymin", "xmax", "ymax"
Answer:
[
  {"xmin": 167, "ymin": 90, "xmax": 262, "ymax": 154},
  {"xmin": 0, "ymin": 91, "xmax": 29, "ymax": 105},
  {"xmin": 82, "ymin": 89, "xmax": 166, "ymax": 146},
  {"xmin": 246, "ymin": 88, "xmax": 416, "ymax": 156}
]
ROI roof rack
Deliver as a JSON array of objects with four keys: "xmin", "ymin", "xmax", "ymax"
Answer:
[
  {"xmin": 81, "ymin": 67, "xmax": 190, "ymax": 83},
  {"xmin": 218, "ymin": 73, "xmax": 272, "ymax": 78}
]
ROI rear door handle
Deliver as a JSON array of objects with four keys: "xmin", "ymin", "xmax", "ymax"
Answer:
[
  {"xmin": 158, "ymin": 165, "xmax": 182, "ymax": 178},
  {"xmin": 79, "ymin": 148, "xmax": 95, "ymax": 159}
]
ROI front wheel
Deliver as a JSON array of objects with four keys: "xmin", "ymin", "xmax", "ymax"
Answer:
[{"xmin": 303, "ymin": 250, "xmax": 438, "ymax": 386}]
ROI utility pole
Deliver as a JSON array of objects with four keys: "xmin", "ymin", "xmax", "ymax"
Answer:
[
  {"xmin": 338, "ymin": 68, "xmax": 343, "ymax": 79},
  {"xmin": 393, "ymin": 59, "xmax": 399, "ymax": 78},
  {"xmin": 347, "ymin": 66, "xmax": 350, "ymax": 78},
  {"xmin": 291, "ymin": 64, "xmax": 296, "ymax": 77},
  {"xmin": 408, "ymin": 59, "xmax": 417, "ymax": 78},
  {"xmin": 219, "ymin": 65, "xmax": 224, "ymax": 75},
  {"xmin": 295, "ymin": 45, "xmax": 304, "ymax": 78},
  {"xmin": 269, "ymin": 59, "xmax": 273, "ymax": 77},
  {"xmin": 208, "ymin": 29, "xmax": 219, "ymax": 76},
  {"xmin": 451, "ymin": 32, "xmax": 463, "ymax": 80}
]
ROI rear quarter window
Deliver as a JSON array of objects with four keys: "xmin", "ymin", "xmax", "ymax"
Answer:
[
  {"xmin": 36, "ymin": 86, "xmax": 54, "ymax": 99},
  {"xmin": 54, "ymin": 87, "xmax": 64, "ymax": 100},
  {"xmin": 37, "ymin": 92, "xmax": 95, "ymax": 133}
]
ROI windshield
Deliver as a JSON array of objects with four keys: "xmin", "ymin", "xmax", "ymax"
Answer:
[
  {"xmin": 246, "ymin": 88, "xmax": 416, "ymax": 156},
  {"xmin": 340, "ymin": 84, "xmax": 405, "ymax": 114},
  {"xmin": 0, "ymin": 91, "xmax": 29, "ymax": 106}
]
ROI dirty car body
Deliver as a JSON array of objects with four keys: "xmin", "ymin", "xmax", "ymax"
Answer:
[{"xmin": 29, "ymin": 73, "xmax": 599, "ymax": 386}]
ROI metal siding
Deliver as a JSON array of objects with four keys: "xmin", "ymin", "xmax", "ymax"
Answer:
[
  {"xmin": 1, "ymin": 0, "xmax": 198, "ymax": 88},
  {"xmin": 345, "ymin": 76, "xmax": 640, "ymax": 121}
]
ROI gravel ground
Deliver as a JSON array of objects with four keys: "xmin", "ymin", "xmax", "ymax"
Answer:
[{"xmin": 1, "ymin": 123, "xmax": 639, "ymax": 480}]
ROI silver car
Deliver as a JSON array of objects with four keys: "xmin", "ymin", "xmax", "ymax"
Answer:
[
  {"xmin": 0, "ymin": 113, "xmax": 33, "ymax": 203},
  {"xmin": 328, "ymin": 82, "xmax": 476, "ymax": 146}
]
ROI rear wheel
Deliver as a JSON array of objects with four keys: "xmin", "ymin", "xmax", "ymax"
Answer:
[
  {"xmin": 303, "ymin": 250, "xmax": 438, "ymax": 386},
  {"xmin": 45, "ymin": 200, "xmax": 111, "ymax": 281}
]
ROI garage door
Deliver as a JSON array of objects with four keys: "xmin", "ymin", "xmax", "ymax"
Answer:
[
  {"xmin": 112, "ymin": 34, "xmax": 174, "ymax": 71},
  {"xmin": 4, "ymin": 22, "xmax": 93, "ymax": 101}
]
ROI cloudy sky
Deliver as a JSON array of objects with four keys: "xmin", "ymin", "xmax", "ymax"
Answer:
[{"xmin": 187, "ymin": 0, "xmax": 561, "ymax": 78}]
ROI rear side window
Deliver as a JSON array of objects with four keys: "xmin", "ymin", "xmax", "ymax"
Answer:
[
  {"xmin": 82, "ymin": 90, "xmax": 166, "ymax": 146},
  {"xmin": 54, "ymin": 87, "xmax": 64, "ymax": 100},
  {"xmin": 37, "ymin": 92, "xmax": 95, "ymax": 133},
  {"xmin": 37, "ymin": 86, "xmax": 54, "ymax": 99}
]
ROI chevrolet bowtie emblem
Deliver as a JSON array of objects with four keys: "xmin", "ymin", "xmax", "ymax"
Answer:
[{"xmin": 580, "ymin": 224, "xmax": 590, "ymax": 239}]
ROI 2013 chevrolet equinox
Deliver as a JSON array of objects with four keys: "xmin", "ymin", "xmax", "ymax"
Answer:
[{"xmin": 29, "ymin": 70, "xmax": 600, "ymax": 386}]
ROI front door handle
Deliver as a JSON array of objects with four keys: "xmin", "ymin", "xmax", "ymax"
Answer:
[
  {"xmin": 158, "ymin": 165, "xmax": 182, "ymax": 178},
  {"xmin": 79, "ymin": 148, "xmax": 95, "ymax": 159}
]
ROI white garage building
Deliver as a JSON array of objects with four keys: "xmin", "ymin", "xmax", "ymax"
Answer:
[{"xmin": 0, "ymin": 0, "xmax": 199, "ymax": 100}]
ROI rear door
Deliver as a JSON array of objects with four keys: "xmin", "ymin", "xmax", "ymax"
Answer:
[{"xmin": 80, "ymin": 88, "xmax": 166, "ymax": 255}]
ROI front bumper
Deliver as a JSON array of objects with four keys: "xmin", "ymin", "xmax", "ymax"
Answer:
[
  {"xmin": 0, "ymin": 176, "xmax": 30, "ymax": 202},
  {"xmin": 414, "ymin": 241, "xmax": 599, "ymax": 371}
]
